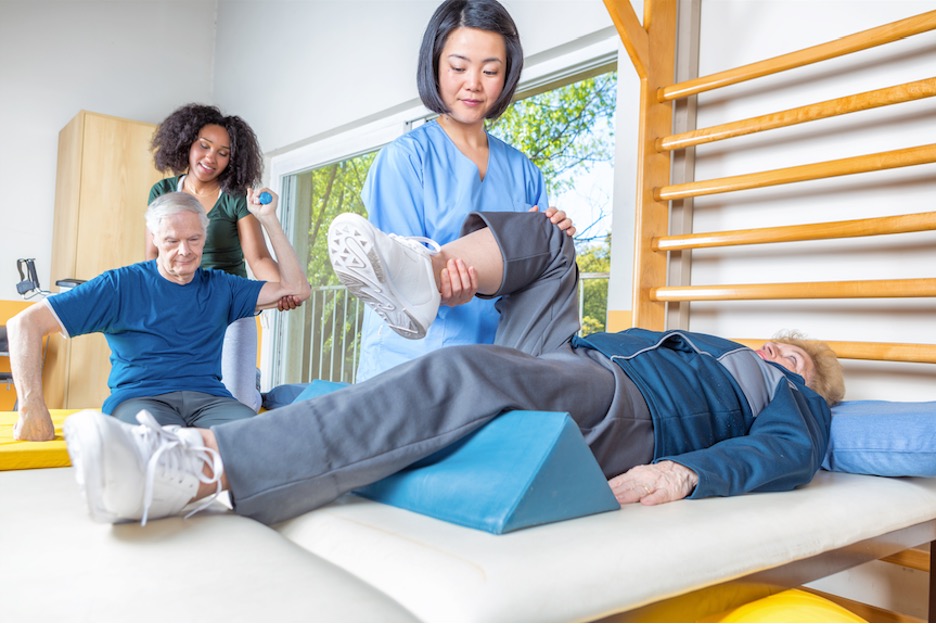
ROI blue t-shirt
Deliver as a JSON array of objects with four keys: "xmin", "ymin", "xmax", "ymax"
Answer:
[
  {"xmin": 46, "ymin": 261, "xmax": 264, "ymax": 414},
  {"xmin": 357, "ymin": 120, "xmax": 549, "ymax": 381}
]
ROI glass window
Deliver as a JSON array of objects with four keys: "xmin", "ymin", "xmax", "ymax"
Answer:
[
  {"xmin": 488, "ymin": 70, "xmax": 617, "ymax": 335},
  {"xmin": 274, "ymin": 69, "xmax": 617, "ymax": 385},
  {"xmin": 272, "ymin": 151, "xmax": 376, "ymax": 385}
]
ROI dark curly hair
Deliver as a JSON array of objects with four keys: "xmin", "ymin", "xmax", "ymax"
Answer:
[{"xmin": 151, "ymin": 103, "xmax": 262, "ymax": 194}]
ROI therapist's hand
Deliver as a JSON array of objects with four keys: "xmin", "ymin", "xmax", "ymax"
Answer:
[
  {"xmin": 608, "ymin": 460, "xmax": 698, "ymax": 506},
  {"xmin": 531, "ymin": 205, "xmax": 576, "ymax": 237},
  {"xmin": 439, "ymin": 257, "xmax": 478, "ymax": 307}
]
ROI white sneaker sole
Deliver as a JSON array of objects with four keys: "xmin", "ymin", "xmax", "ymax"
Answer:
[
  {"xmin": 328, "ymin": 215, "xmax": 429, "ymax": 339},
  {"xmin": 64, "ymin": 411, "xmax": 121, "ymax": 523}
]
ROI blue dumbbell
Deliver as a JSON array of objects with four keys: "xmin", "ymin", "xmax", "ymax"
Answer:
[{"xmin": 259, "ymin": 192, "xmax": 273, "ymax": 205}]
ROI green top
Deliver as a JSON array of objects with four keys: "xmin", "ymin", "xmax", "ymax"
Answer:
[{"xmin": 149, "ymin": 176, "xmax": 251, "ymax": 277}]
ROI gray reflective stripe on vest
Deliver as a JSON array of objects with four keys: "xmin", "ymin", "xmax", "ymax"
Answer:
[{"xmin": 718, "ymin": 349, "xmax": 789, "ymax": 417}]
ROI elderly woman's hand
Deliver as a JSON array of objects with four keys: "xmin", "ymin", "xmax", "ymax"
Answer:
[{"xmin": 607, "ymin": 460, "xmax": 699, "ymax": 505}]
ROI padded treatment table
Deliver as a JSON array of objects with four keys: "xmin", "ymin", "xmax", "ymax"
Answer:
[
  {"xmin": 0, "ymin": 467, "xmax": 415, "ymax": 622},
  {"xmin": 3, "ymin": 408, "xmax": 936, "ymax": 621},
  {"xmin": 276, "ymin": 471, "xmax": 936, "ymax": 622}
]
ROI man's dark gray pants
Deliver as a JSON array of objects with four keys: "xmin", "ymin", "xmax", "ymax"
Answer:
[
  {"xmin": 113, "ymin": 391, "xmax": 255, "ymax": 427},
  {"xmin": 214, "ymin": 212, "xmax": 652, "ymax": 525}
]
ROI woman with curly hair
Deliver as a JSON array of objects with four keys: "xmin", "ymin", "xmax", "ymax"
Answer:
[{"xmin": 148, "ymin": 103, "xmax": 298, "ymax": 412}]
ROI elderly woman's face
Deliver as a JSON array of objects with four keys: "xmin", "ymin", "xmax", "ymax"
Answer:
[{"xmin": 756, "ymin": 341, "xmax": 815, "ymax": 382}]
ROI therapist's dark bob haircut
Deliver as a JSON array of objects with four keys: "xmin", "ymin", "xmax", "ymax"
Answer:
[{"xmin": 417, "ymin": 0, "xmax": 523, "ymax": 120}]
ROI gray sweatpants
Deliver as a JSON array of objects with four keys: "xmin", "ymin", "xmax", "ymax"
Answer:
[{"xmin": 214, "ymin": 212, "xmax": 653, "ymax": 525}]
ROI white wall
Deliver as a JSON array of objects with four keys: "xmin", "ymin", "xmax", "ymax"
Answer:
[
  {"xmin": 687, "ymin": 0, "xmax": 936, "ymax": 401},
  {"xmin": 0, "ymin": 0, "xmax": 218, "ymax": 301}
]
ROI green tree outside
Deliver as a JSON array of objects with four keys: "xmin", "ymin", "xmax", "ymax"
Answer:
[
  {"xmin": 577, "ymin": 234, "xmax": 612, "ymax": 336},
  {"xmin": 490, "ymin": 71, "xmax": 617, "ymax": 333},
  {"xmin": 304, "ymin": 153, "xmax": 375, "ymax": 287},
  {"xmin": 488, "ymin": 72, "xmax": 617, "ymax": 203}
]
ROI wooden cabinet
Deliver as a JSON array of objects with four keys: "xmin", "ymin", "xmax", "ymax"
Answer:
[{"xmin": 45, "ymin": 111, "xmax": 163, "ymax": 408}]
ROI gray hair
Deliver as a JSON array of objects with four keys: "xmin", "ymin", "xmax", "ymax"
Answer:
[
  {"xmin": 145, "ymin": 192, "xmax": 209, "ymax": 234},
  {"xmin": 773, "ymin": 330, "xmax": 846, "ymax": 406}
]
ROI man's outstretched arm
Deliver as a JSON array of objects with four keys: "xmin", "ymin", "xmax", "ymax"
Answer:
[
  {"xmin": 9, "ymin": 303, "xmax": 62, "ymax": 441},
  {"xmin": 247, "ymin": 189, "xmax": 312, "ymax": 311}
]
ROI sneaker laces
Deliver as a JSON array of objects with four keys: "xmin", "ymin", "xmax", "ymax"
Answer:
[
  {"xmin": 135, "ymin": 411, "xmax": 224, "ymax": 526},
  {"xmin": 388, "ymin": 233, "xmax": 441, "ymax": 255}
]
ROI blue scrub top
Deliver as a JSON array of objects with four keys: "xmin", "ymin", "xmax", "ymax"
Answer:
[{"xmin": 357, "ymin": 120, "xmax": 549, "ymax": 381}]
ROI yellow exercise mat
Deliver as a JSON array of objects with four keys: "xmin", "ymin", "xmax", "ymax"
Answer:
[{"xmin": 0, "ymin": 410, "xmax": 82, "ymax": 470}]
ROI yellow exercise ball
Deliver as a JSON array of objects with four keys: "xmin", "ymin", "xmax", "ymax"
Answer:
[{"xmin": 718, "ymin": 589, "xmax": 867, "ymax": 623}]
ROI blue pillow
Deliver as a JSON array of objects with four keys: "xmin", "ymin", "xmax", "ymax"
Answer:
[
  {"xmin": 262, "ymin": 380, "xmax": 352, "ymax": 409},
  {"xmin": 822, "ymin": 400, "xmax": 936, "ymax": 477},
  {"xmin": 261, "ymin": 383, "xmax": 310, "ymax": 410},
  {"xmin": 293, "ymin": 380, "xmax": 350, "ymax": 402}
]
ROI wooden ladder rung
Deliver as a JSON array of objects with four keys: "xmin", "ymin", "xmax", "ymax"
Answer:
[{"xmin": 882, "ymin": 547, "xmax": 931, "ymax": 573}]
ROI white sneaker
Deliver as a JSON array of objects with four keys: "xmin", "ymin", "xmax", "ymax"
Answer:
[
  {"xmin": 64, "ymin": 410, "xmax": 224, "ymax": 525},
  {"xmin": 328, "ymin": 213, "xmax": 441, "ymax": 340}
]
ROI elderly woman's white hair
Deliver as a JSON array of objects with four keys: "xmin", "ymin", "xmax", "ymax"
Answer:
[{"xmin": 145, "ymin": 191, "xmax": 209, "ymax": 234}]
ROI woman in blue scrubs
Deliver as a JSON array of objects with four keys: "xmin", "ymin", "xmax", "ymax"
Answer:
[{"xmin": 356, "ymin": 0, "xmax": 576, "ymax": 381}]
